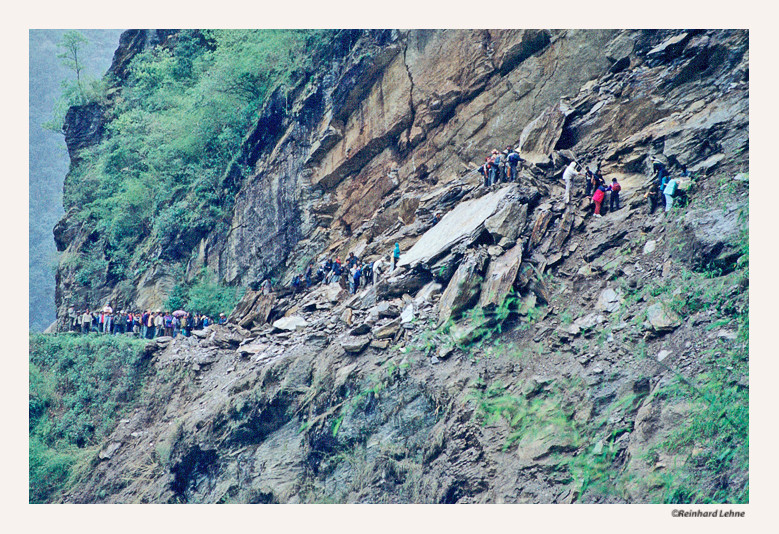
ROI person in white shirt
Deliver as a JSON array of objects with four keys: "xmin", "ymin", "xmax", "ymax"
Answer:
[{"xmin": 563, "ymin": 161, "xmax": 581, "ymax": 204}]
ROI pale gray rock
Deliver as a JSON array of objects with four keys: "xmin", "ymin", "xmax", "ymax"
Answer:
[{"xmin": 398, "ymin": 186, "xmax": 515, "ymax": 268}]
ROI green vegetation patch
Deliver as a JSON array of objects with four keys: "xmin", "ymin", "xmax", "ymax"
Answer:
[
  {"xmin": 60, "ymin": 30, "xmax": 336, "ymax": 288},
  {"xmin": 29, "ymin": 333, "xmax": 150, "ymax": 503}
]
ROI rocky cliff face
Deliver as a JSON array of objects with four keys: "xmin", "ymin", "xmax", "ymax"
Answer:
[{"xmin": 52, "ymin": 29, "xmax": 748, "ymax": 503}]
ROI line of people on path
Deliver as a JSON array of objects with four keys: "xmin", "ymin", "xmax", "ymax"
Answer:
[
  {"xmin": 260, "ymin": 241, "xmax": 404, "ymax": 307},
  {"xmin": 64, "ymin": 307, "xmax": 225, "ymax": 338},
  {"xmin": 286, "ymin": 251, "xmax": 379, "ymax": 299},
  {"xmin": 478, "ymin": 146, "xmax": 524, "ymax": 187}
]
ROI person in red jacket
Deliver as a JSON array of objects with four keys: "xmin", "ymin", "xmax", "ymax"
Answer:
[
  {"xmin": 592, "ymin": 185, "xmax": 607, "ymax": 217},
  {"xmin": 607, "ymin": 177, "xmax": 621, "ymax": 211}
]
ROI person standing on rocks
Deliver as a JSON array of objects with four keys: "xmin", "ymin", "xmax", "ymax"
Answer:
[
  {"xmin": 607, "ymin": 177, "xmax": 622, "ymax": 211},
  {"xmin": 392, "ymin": 242, "xmax": 401, "ymax": 271},
  {"xmin": 584, "ymin": 166, "xmax": 595, "ymax": 197},
  {"xmin": 488, "ymin": 150, "xmax": 500, "ymax": 186},
  {"xmin": 155, "ymin": 311, "xmax": 164, "ymax": 337},
  {"xmin": 507, "ymin": 146, "xmax": 523, "ymax": 183},
  {"xmin": 81, "ymin": 309, "xmax": 92, "ymax": 334},
  {"xmin": 164, "ymin": 312, "xmax": 173, "ymax": 337},
  {"xmin": 563, "ymin": 161, "xmax": 581, "ymax": 204},
  {"xmin": 479, "ymin": 157, "xmax": 490, "ymax": 187}
]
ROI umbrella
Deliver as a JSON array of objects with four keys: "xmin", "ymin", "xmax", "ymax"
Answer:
[
  {"xmin": 103, "ymin": 306, "xmax": 113, "ymax": 313},
  {"xmin": 173, "ymin": 310, "xmax": 187, "ymax": 317}
]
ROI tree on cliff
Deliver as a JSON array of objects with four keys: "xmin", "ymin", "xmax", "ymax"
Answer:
[
  {"xmin": 58, "ymin": 31, "xmax": 88, "ymax": 94},
  {"xmin": 44, "ymin": 31, "xmax": 107, "ymax": 133}
]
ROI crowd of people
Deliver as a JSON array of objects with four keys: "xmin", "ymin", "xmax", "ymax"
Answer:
[
  {"xmin": 478, "ymin": 146, "xmax": 525, "ymax": 187},
  {"xmin": 64, "ymin": 307, "xmax": 225, "ymax": 338}
]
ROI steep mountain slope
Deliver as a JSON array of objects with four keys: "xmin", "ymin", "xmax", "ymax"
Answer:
[{"xmin": 43, "ymin": 29, "xmax": 748, "ymax": 503}]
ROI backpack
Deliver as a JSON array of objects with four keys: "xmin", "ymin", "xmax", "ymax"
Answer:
[
  {"xmin": 665, "ymin": 179, "xmax": 678, "ymax": 196},
  {"xmin": 508, "ymin": 152, "xmax": 520, "ymax": 164},
  {"xmin": 493, "ymin": 155, "xmax": 501, "ymax": 165},
  {"xmin": 611, "ymin": 182, "xmax": 621, "ymax": 192},
  {"xmin": 593, "ymin": 188, "xmax": 605, "ymax": 203}
]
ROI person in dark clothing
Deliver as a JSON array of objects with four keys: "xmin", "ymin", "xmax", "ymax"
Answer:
[
  {"xmin": 292, "ymin": 274, "xmax": 301, "ymax": 296},
  {"xmin": 507, "ymin": 147, "xmax": 522, "ymax": 182},
  {"xmin": 479, "ymin": 157, "xmax": 490, "ymax": 187},
  {"xmin": 304, "ymin": 264, "xmax": 312, "ymax": 287},
  {"xmin": 584, "ymin": 166, "xmax": 594, "ymax": 197},
  {"xmin": 644, "ymin": 182, "xmax": 660, "ymax": 214}
]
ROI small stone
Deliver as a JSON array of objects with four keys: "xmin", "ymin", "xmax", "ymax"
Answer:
[
  {"xmin": 401, "ymin": 304, "xmax": 415, "ymax": 324},
  {"xmin": 98, "ymin": 441, "xmax": 122, "ymax": 461},
  {"xmin": 373, "ymin": 318, "xmax": 401, "ymax": 339},
  {"xmin": 370, "ymin": 339, "xmax": 390, "ymax": 350},
  {"xmin": 487, "ymin": 245, "xmax": 505, "ymax": 257},
  {"xmin": 350, "ymin": 323, "xmax": 371, "ymax": 336},
  {"xmin": 341, "ymin": 335, "xmax": 370, "ymax": 354},
  {"xmin": 643, "ymin": 240, "xmax": 657, "ymax": 254},
  {"xmin": 272, "ymin": 316, "xmax": 309, "ymax": 332},
  {"xmin": 717, "ymin": 330, "xmax": 738, "ymax": 340},
  {"xmin": 340, "ymin": 308, "xmax": 354, "ymax": 326},
  {"xmin": 657, "ymin": 349, "xmax": 672, "ymax": 362},
  {"xmin": 646, "ymin": 302, "xmax": 682, "ymax": 331}
]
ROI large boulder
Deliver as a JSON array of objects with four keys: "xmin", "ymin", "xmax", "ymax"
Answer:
[
  {"xmin": 583, "ymin": 228, "xmax": 629, "ymax": 262},
  {"xmin": 398, "ymin": 186, "xmax": 516, "ymax": 268},
  {"xmin": 675, "ymin": 206, "xmax": 745, "ymax": 273},
  {"xmin": 438, "ymin": 249, "xmax": 489, "ymax": 326},
  {"xmin": 518, "ymin": 101, "xmax": 573, "ymax": 164},
  {"xmin": 479, "ymin": 243, "xmax": 523, "ymax": 309},
  {"xmin": 484, "ymin": 200, "xmax": 528, "ymax": 247}
]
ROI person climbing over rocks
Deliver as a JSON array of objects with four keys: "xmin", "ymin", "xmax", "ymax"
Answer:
[
  {"xmin": 592, "ymin": 183, "xmax": 607, "ymax": 217},
  {"xmin": 664, "ymin": 174, "xmax": 679, "ymax": 213},
  {"xmin": 373, "ymin": 256, "xmax": 387, "ymax": 285},
  {"xmin": 643, "ymin": 181, "xmax": 659, "ymax": 214},
  {"xmin": 563, "ymin": 160, "xmax": 581, "ymax": 204},
  {"xmin": 392, "ymin": 242, "xmax": 401, "ymax": 271}
]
